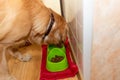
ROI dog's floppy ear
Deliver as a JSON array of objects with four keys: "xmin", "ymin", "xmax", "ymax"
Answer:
[
  {"xmin": 56, "ymin": 25, "xmax": 69, "ymax": 48},
  {"xmin": 61, "ymin": 24, "xmax": 69, "ymax": 42}
]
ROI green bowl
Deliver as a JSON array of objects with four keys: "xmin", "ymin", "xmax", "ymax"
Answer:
[
  {"xmin": 46, "ymin": 47, "xmax": 68, "ymax": 72},
  {"xmin": 48, "ymin": 44, "xmax": 65, "ymax": 53}
]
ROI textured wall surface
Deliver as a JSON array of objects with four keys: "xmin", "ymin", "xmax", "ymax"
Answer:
[
  {"xmin": 92, "ymin": 0, "xmax": 120, "ymax": 80},
  {"xmin": 62, "ymin": 0, "xmax": 83, "ymax": 73}
]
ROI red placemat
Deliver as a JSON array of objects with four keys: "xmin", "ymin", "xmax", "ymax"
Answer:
[{"xmin": 40, "ymin": 39, "xmax": 78, "ymax": 80}]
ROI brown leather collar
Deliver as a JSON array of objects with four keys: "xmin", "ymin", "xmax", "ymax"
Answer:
[{"xmin": 42, "ymin": 13, "xmax": 55, "ymax": 40}]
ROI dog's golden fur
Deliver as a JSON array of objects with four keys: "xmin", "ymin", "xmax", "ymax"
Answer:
[{"xmin": 0, "ymin": 0, "xmax": 68, "ymax": 80}]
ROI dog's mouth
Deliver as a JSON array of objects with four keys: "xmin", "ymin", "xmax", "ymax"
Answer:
[{"xmin": 56, "ymin": 42, "xmax": 64, "ymax": 48}]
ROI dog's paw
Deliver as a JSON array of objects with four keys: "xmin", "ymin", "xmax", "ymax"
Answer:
[
  {"xmin": 0, "ymin": 75, "xmax": 17, "ymax": 80},
  {"xmin": 19, "ymin": 54, "xmax": 32, "ymax": 62},
  {"xmin": 8, "ymin": 76, "xmax": 16, "ymax": 80}
]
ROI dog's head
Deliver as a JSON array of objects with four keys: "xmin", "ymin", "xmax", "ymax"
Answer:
[
  {"xmin": 42, "ymin": 13, "xmax": 69, "ymax": 46},
  {"xmin": 30, "ymin": 11, "xmax": 69, "ymax": 46}
]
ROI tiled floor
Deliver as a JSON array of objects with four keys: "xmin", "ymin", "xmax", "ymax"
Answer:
[{"xmin": 7, "ymin": 45, "xmax": 79, "ymax": 80}]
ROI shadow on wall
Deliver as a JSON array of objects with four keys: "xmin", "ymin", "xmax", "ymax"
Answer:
[
  {"xmin": 61, "ymin": 0, "xmax": 83, "ymax": 74},
  {"xmin": 67, "ymin": 17, "xmax": 83, "ymax": 72}
]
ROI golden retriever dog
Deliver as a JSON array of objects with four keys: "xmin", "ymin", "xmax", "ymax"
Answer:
[{"xmin": 0, "ymin": 0, "xmax": 68, "ymax": 80}]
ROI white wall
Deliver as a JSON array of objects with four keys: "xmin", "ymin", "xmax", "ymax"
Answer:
[
  {"xmin": 62, "ymin": 0, "xmax": 93, "ymax": 80},
  {"xmin": 42, "ymin": 0, "xmax": 61, "ymax": 15},
  {"xmin": 83, "ymin": 0, "xmax": 93, "ymax": 80},
  {"xmin": 92, "ymin": 0, "xmax": 120, "ymax": 80}
]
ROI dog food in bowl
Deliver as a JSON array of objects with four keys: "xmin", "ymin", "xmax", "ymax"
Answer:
[{"xmin": 51, "ymin": 55, "xmax": 64, "ymax": 63}]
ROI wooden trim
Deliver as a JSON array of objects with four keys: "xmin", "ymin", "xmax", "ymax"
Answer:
[
  {"xmin": 68, "ymin": 38, "xmax": 83, "ymax": 80},
  {"xmin": 59, "ymin": 0, "xmax": 64, "ymax": 17}
]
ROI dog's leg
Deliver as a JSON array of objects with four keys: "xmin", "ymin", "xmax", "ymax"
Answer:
[
  {"xmin": 8, "ymin": 48, "xmax": 32, "ymax": 62},
  {"xmin": 0, "ymin": 47, "xmax": 8, "ymax": 74},
  {"xmin": 8, "ymin": 40, "xmax": 32, "ymax": 62},
  {"xmin": 0, "ymin": 46, "xmax": 16, "ymax": 80}
]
